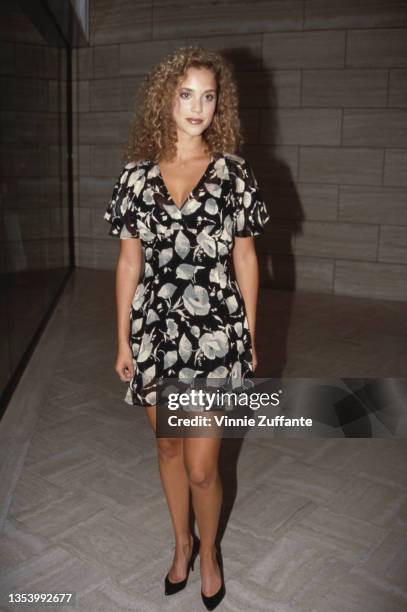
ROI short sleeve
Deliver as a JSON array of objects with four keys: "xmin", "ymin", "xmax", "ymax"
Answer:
[
  {"xmin": 233, "ymin": 159, "xmax": 270, "ymax": 237},
  {"xmin": 103, "ymin": 163, "xmax": 140, "ymax": 239}
]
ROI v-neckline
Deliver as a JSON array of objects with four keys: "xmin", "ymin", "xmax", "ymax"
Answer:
[{"xmin": 157, "ymin": 155, "xmax": 216, "ymax": 211}]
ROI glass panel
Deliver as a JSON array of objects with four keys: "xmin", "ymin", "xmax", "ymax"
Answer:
[{"xmin": 0, "ymin": 0, "xmax": 72, "ymax": 411}]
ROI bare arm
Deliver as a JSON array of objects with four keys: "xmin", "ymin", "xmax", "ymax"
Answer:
[
  {"xmin": 115, "ymin": 238, "xmax": 143, "ymax": 380},
  {"xmin": 232, "ymin": 236, "xmax": 260, "ymax": 369}
]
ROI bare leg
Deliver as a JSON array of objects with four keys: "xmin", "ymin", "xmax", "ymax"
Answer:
[
  {"xmin": 145, "ymin": 405, "xmax": 193, "ymax": 582},
  {"xmin": 184, "ymin": 429, "xmax": 223, "ymax": 597}
]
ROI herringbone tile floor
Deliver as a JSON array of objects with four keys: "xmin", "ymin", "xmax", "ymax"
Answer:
[{"xmin": 0, "ymin": 269, "xmax": 406, "ymax": 611}]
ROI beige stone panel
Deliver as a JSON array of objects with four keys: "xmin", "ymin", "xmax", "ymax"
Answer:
[
  {"xmin": 238, "ymin": 70, "xmax": 301, "ymax": 108},
  {"xmin": 2, "ymin": 112, "xmax": 52, "ymax": 148},
  {"xmin": 343, "ymin": 109, "xmax": 407, "ymax": 147},
  {"xmin": 303, "ymin": 69, "xmax": 387, "ymax": 107},
  {"xmin": 90, "ymin": 0, "xmax": 152, "ymax": 45},
  {"xmin": 93, "ymin": 45, "xmax": 119, "ymax": 78},
  {"xmin": 91, "ymin": 145, "xmax": 125, "ymax": 177},
  {"xmin": 335, "ymin": 260, "xmax": 407, "ymax": 300},
  {"xmin": 244, "ymin": 146, "xmax": 299, "ymax": 183},
  {"xmin": 305, "ymin": 0, "xmax": 407, "ymax": 29},
  {"xmin": 72, "ymin": 47, "xmax": 93, "ymax": 80},
  {"xmin": 90, "ymin": 77, "xmax": 143, "ymax": 112},
  {"xmin": 153, "ymin": 0, "xmax": 302, "ymax": 39},
  {"xmin": 49, "ymin": 80, "xmax": 67, "ymax": 113},
  {"xmin": 384, "ymin": 148, "xmax": 407, "ymax": 186},
  {"xmin": 260, "ymin": 253, "xmax": 334, "ymax": 292},
  {"xmin": 43, "ymin": 237, "xmax": 69, "ymax": 268},
  {"xmin": 43, "ymin": 46, "xmax": 67, "ymax": 80},
  {"xmin": 254, "ymin": 217, "xmax": 286, "ymax": 247},
  {"xmin": 379, "ymin": 225, "xmax": 407, "ymax": 264},
  {"xmin": 8, "ymin": 238, "xmax": 44, "ymax": 270},
  {"xmin": 339, "ymin": 185, "xmax": 407, "ymax": 225},
  {"xmin": 78, "ymin": 206, "xmax": 93, "ymax": 239},
  {"xmin": 254, "ymin": 180, "xmax": 337, "ymax": 222},
  {"xmin": 185, "ymin": 34, "xmax": 262, "ymax": 70},
  {"xmin": 296, "ymin": 183, "xmax": 338, "ymax": 221},
  {"xmin": 299, "ymin": 147, "xmax": 383, "ymax": 185},
  {"xmin": 0, "ymin": 146, "xmax": 47, "ymax": 178},
  {"xmin": 292, "ymin": 255, "xmax": 334, "ymax": 292},
  {"xmin": 120, "ymin": 38, "xmax": 188, "ymax": 76},
  {"xmin": 46, "ymin": 113, "xmax": 68, "ymax": 146},
  {"xmin": 347, "ymin": 28, "xmax": 407, "ymax": 67},
  {"xmin": 263, "ymin": 30, "xmax": 346, "ymax": 69},
  {"xmin": 262, "ymin": 108, "xmax": 341, "ymax": 145},
  {"xmin": 5, "ymin": 207, "xmax": 49, "ymax": 240},
  {"xmin": 72, "ymin": 145, "xmax": 91, "ymax": 178},
  {"xmin": 16, "ymin": 177, "xmax": 47, "ymax": 207},
  {"xmin": 47, "ymin": 79, "xmax": 63, "ymax": 112},
  {"xmin": 76, "ymin": 176, "xmax": 122, "ymax": 208},
  {"xmin": 90, "ymin": 78, "xmax": 120, "ymax": 112},
  {"xmin": 46, "ymin": 177, "xmax": 68, "ymax": 209},
  {"xmin": 94, "ymin": 237, "xmax": 121, "ymax": 270},
  {"xmin": 1, "ymin": 76, "xmax": 48, "ymax": 112},
  {"xmin": 120, "ymin": 76, "xmax": 144, "ymax": 110},
  {"xmin": 295, "ymin": 221, "xmax": 378, "ymax": 260},
  {"xmin": 75, "ymin": 237, "xmax": 94, "ymax": 268},
  {"xmin": 72, "ymin": 80, "xmax": 90, "ymax": 113},
  {"xmin": 389, "ymin": 69, "xmax": 407, "ymax": 107},
  {"xmin": 49, "ymin": 207, "xmax": 66, "ymax": 238},
  {"xmin": 77, "ymin": 112, "xmax": 132, "ymax": 145},
  {"xmin": 48, "ymin": 144, "xmax": 69, "ymax": 177},
  {"xmin": 240, "ymin": 108, "xmax": 261, "ymax": 144}
]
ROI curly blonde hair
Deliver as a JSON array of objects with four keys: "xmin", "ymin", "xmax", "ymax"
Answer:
[{"xmin": 126, "ymin": 45, "xmax": 243, "ymax": 164}]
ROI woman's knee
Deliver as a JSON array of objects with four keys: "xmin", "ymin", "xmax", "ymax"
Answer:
[
  {"xmin": 186, "ymin": 465, "xmax": 218, "ymax": 488},
  {"xmin": 156, "ymin": 437, "xmax": 183, "ymax": 461}
]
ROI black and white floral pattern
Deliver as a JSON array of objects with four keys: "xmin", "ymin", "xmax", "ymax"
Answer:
[{"xmin": 103, "ymin": 152, "xmax": 270, "ymax": 407}]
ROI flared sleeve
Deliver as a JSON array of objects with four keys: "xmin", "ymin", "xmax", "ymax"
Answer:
[
  {"xmin": 103, "ymin": 163, "xmax": 140, "ymax": 239},
  {"xmin": 233, "ymin": 159, "xmax": 270, "ymax": 237}
]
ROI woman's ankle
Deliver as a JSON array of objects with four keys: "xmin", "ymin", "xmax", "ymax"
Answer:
[
  {"xmin": 199, "ymin": 544, "xmax": 217, "ymax": 560},
  {"xmin": 175, "ymin": 533, "xmax": 193, "ymax": 553}
]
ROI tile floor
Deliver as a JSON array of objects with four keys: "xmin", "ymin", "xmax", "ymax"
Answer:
[{"xmin": 0, "ymin": 269, "xmax": 406, "ymax": 611}]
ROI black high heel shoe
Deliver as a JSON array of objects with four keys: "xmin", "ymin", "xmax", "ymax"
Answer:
[
  {"xmin": 201, "ymin": 548, "xmax": 226, "ymax": 610},
  {"xmin": 164, "ymin": 533, "xmax": 200, "ymax": 596}
]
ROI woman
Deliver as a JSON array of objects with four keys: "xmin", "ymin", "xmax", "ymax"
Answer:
[{"xmin": 103, "ymin": 46, "xmax": 270, "ymax": 610}]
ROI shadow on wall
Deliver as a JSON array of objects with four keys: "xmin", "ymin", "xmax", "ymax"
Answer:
[
  {"xmin": 223, "ymin": 47, "xmax": 305, "ymax": 378},
  {"xmin": 223, "ymin": 46, "xmax": 305, "ymax": 292}
]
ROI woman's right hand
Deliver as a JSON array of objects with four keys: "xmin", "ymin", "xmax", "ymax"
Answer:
[{"xmin": 115, "ymin": 343, "xmax": 134, "ymax": 382}]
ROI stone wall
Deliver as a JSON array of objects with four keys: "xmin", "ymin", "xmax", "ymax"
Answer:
[{"xmin": 73, "ymin": 0, "xmax": 407, "ymax": 301}]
